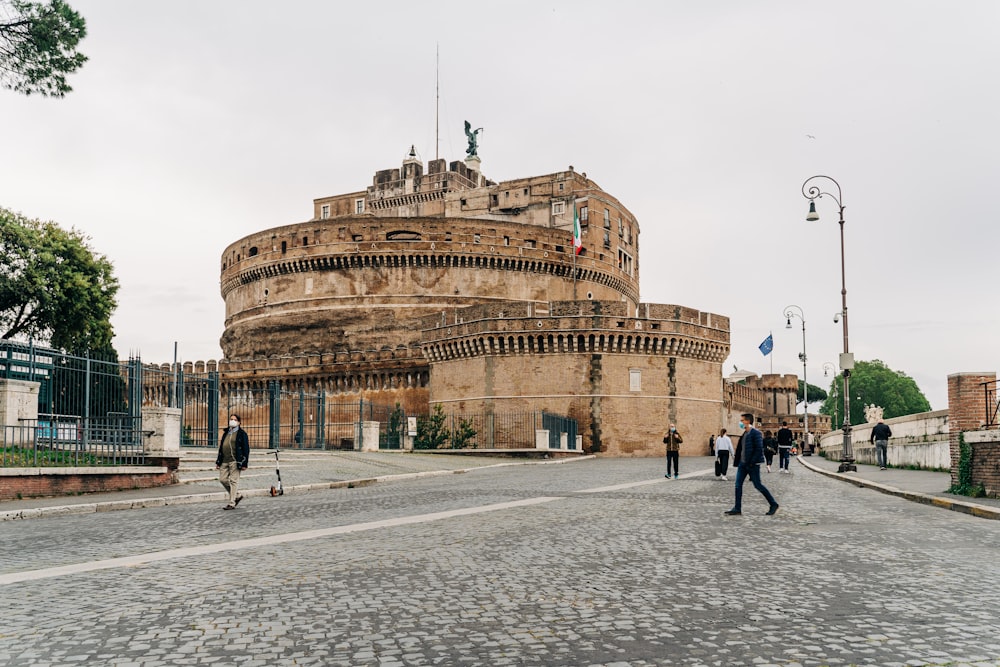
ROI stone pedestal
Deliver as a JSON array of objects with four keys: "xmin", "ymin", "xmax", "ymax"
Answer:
[
  {"xmin": 0, "ymin": 379, "xmax": 39, "ymax": 428},
  {"xmin": 359, "ymin": 420, "xmax": 381, "ymax": 452},
  {"xmin": 142, "ymin": 406, "xmax": 181, "ymax": 456}
]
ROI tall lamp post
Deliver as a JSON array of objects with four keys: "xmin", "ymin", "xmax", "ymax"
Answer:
[
  {"xmin": 802, "ymin": 175, "xmax": 856, "ymax": 472},
  {"xmin": 783, "ymin": 305, "xmax": 808, "ymax": 442}
]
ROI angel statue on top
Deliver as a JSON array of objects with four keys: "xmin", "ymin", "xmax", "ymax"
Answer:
[{"xmin": 464, "ymin": 120, "xmax": 483, "ymax": 157}]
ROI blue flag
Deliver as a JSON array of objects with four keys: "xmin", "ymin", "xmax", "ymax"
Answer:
[{"xmin": 758, "ymin": 334, "xmax": 773, "ymax": 356}]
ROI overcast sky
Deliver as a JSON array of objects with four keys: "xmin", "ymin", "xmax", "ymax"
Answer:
[{"xmin": 2, "ymin": 1, "xmax": 997, "ymax": 411}]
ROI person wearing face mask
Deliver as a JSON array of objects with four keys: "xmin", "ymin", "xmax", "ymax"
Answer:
[
  {"xmin": 215, "ymin": 413, "xmax": 250, "ymax": 510},
  {"xmin": 662, "ymin": 423, "xmax": 684, "ymax": 479},
  {"xmin": 725, "ymin": 413, "xmax": 779, "ymax": 516}
]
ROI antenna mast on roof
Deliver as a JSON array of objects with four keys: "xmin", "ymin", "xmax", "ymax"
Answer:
[{"xmin": 435, "ymin": 43, "xmax": 440, "ymax": 160}]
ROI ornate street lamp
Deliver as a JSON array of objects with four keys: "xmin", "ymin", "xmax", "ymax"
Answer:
[
  {"xmin": 783, "ymin": 305, "xmax": 808, "ymax": 441},
  {"xmin": 802, "ymin": 176, "xmax": 856, "ymax": 472}
]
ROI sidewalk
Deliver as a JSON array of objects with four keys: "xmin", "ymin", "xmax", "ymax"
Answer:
[
  {"xmin": 4, "ymin": 449, "xmax": 1000, "ymax": 522},
  {"xmin": 0, "ymin": 448, "xmax": 588, "ymax": 521},
  {"xmin": 798, "ymin": 453, "xmax": 1000, "ymax": 519}
]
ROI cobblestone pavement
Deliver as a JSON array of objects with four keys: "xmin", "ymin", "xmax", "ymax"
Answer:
[{"xmin": 2, "ymin": 456, "xmax": 1000, "ymax": 666}]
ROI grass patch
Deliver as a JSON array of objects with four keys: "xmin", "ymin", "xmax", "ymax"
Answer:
[{"xmin": 1, "ymin": 446, "xmax": 104, "ymax": 467}]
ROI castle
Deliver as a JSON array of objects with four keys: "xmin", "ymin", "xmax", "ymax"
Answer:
[{"xmin": 213, "ymin": 149, "xmax": 818, "ymax": 455}]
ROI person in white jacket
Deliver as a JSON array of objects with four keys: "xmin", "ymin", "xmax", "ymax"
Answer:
[{"xmin": 714, "ymin": 428, "xmax": 734, "ymax": 481}]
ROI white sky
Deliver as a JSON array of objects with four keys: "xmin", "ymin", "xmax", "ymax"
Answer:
[{"xmin": 2, "ymin": 0, "xmax": 997, "ymax": 411}]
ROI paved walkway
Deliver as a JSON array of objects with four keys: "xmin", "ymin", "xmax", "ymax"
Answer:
[
  {"xmin": 3, "ymin": 448, "xmax": 1000, "ymax": 523},
  {"xmin": 800, "ymin": 452, "xmax": 1000, "ymax": 518},
  {"xmin": 0, "ymin": 448, "xmax": 572, "ymax": 520}
]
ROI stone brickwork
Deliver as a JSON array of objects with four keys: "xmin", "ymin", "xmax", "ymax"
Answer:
[
  {"xmin": 0, "ymin": 468, "xmax": 175, "ymax": 501},
  {"xmin": 422, "ymin": 300, "xmax": 729, "ymax": 456},
  {"xmin": 207, "ymin": 154, "xmax": 731, "ymax": 454},
  {"xmin": 947, "ymin": 372, "xmax": 997, "ymax": 486}
]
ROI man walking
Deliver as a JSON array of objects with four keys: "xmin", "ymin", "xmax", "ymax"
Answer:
[
  {"xmin": 776, "ymin": 420, "xmax": 794, "ymax": 473},
  {"xmin": 663, "ymin": 423, "xmax": 683, "ymax": 479},
  {"xmin": 871, "ymin": 418, "xmax": 892, "ymax": 470},
  {"xmin": 725, "ymin": 413, "xmax": 779, "ymax": 516}
]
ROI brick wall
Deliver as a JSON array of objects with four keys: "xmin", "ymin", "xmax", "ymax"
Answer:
[
  {"xmin": 947, "ymin": 372, "xmax": 996, "ymax": 486},
  {"xmin": 0, "ymin": 468, "xmax": 176, "ymax": 501}
]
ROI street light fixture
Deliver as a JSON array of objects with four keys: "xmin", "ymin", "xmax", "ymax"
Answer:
[
  {"xmin": 783, "ymin": 305, "xmax": 808, "ymax": 442},
  {"xmin": 802, "ymin": 175, "xmax": 856, "ymax": 472}
]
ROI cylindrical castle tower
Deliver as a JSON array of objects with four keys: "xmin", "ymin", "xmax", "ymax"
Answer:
[{"xmin": 220, "ymin": 156, "xmax": 640, "ymax": 364}]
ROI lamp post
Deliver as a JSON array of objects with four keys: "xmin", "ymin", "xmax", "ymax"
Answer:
[
  {"xmin": 783, "ymin": 305, "xmax": 808, "ymax": 442},
  {"xmin": 803, "ymin": 175, "xmax": 856, "ymax": 472}
]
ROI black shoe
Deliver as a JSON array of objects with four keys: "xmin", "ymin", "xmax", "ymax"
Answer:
[
  {"xmin": 223, "ymin": 505, "xmax": 235, "ymax": 510},
  {"xmin": 724, "ymin": 509, "xmax": 741, "ymax": 515},
  {"xmin": 766, "ymin": 504, "xmax": 779, "ymax": 516},
  {"xmin": 235, "ymin": 495, "xmax": 243, "ymax": 506}
]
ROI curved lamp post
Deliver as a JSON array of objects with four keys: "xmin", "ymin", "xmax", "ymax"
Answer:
[
  {"xmin": 803, "ymin": 175, "xmax": 856, "ymax": 472},
  {"xmin": 783, "ymin": 305, "xmax": 808, "ymax": 441},
  {"xmin": 823, "ymin": 361, "xmax": 839, "ymax": 428}
]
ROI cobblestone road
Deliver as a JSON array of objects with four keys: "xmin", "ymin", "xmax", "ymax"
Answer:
[{"xmin": 2, "ymin": 457, "xmax": 999, "ymax": 666}]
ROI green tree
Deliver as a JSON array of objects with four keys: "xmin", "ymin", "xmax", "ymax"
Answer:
[
  {"xmin": 450, "ymin": 417, "xmax": 477, "ymax": 449},
  {"xmin": 797, "ymin": 380, "xmax": 828, "ymax": 405},
  {"xmin": 819, "ymin": 359, "xmax": 931, "ymax": 426},
  {"xmin": 0, "ymin": 0, "xmax": 87, "ymax": 97},
  {"xmin": 414, "ymin": 404, "xmax": 449, "ymax": 450},
  {"xmin": 0, "ymin": 207, "xmax": 119, "ymax": 352}
]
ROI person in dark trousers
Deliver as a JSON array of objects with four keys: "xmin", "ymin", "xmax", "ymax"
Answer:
[
  {"xmin": 663, "ymin": 423, "xmax": 683, "ymax": 479},
  {"xmin": 714, "ymin": 428, "xmax": 734, "ymax": 481},
  {"xmin": 762, "ymin": 430, "xmax": 777, "ymax": 472},
  {"xmin": 725, "ymin": 413, "xmax": 779, "ymax": 516},
  {"xmin": 776, "ymin": 420, "xmax": 794, "ymax": 473},
  {"xmin": 871, "ymin": 419, "xmax": 892, "ymax": 470},
  {"xmin": 215, "ymin": 413, "xmax": 250, "ymax": 509}
]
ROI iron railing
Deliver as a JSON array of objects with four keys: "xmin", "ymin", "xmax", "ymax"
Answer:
[
  {"xmin": 412, "ymin": 410, "xmax": 578, "ymax": 450},
  {"xmin": 2, "ymin": 417, "xmax": 146, "ymax": 467},
  {"xmin": 983, "ymin": 379, "xmax": 999, "ymax": 428}
]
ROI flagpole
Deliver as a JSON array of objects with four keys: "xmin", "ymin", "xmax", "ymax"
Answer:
[{"xmin": 769, "ymin": 330, "xmax": 773, "ymax": 374}]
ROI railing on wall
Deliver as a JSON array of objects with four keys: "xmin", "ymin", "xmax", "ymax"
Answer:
[{"xmin": 983, "ymin": 379, "xmax": 999, "ymax": 428}]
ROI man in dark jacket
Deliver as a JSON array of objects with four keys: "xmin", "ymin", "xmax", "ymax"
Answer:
[
  {"xmin": 725, "ymin": 413, "xmax": 779, "ymax": 516},
  {"xmin": 215, "ymin": 413, "xmax": 250, "ymax": 509},
  {"xmin": 871, "ymin": 419, "xmax": 892, "ymax": 470}
]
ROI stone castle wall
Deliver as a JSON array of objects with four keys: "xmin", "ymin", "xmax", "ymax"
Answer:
[{"xmin": 422, "ymin": 300, "xmax": 729, "ymax": 456}]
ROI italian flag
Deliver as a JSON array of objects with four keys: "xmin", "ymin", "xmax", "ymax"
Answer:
[{"xmin": 572, "ymin": 203, "xmax": 582, "ymax": 255}]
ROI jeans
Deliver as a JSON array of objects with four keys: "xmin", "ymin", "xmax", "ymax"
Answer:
[
  {"xmin": 666, "ymin": 450, "xmax": 679, "ymax": 476},
  {"xmin": 732, "ymin": 463, "xmax": 778, "ymax": 512},
  {"xmin": 778, "ymin": 448, "xmax": 791, "ymax": 470},
  {"xmin": 875, "ymin": 440, "xmax": 888, "ymax": 468}
]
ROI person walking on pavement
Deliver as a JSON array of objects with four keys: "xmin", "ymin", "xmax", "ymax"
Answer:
[
  {"xmin": 663, "ymin": 423, "xmax": 683, "ymax": 478},
  {"xmin": 871, "ymin": 418, "xmax": 892, "ymax": 470},
  {"xmin": 776, "ymin": 420, "xmax": 794, "ymax": 473},
  {"xmin": 714, "ymin": 428, "xmax": 734, "ymax": 481},
  {"xmin": 215, "ymin": 413, "xmax": 250, "ymax": 509},
  {"xmin": 725, "ymin": 413, "xmax": 779, "ymax": 516},
  {"xmin": 763, "ymin": 430, "xmax": 777, "ymax": 472}
]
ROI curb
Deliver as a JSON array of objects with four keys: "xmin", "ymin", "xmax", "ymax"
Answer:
[
  {"xmin": 796, "ymin": 456, "xmax": 1000, "ymax": 521},
  {"xmin": 0, "ymin": 454, "xmax": 596, "ymax": 522}
]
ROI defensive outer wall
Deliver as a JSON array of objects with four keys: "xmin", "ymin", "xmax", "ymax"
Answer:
[
  {"xmin": 423, "ymin": 300, "xmax": 729, "ymax": 457},
  {"xmin": 212, "ymin": 151, "xmax": 732, "ymax": 455}
]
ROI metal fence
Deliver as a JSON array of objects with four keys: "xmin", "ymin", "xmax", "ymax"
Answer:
[
  {"xmin": 0, "ymin": 340, "xmax": 148, "ymax": 466},
  {"xmin": 1, "ymin": 416, "xmax": 146, "ymax": 467},
  {"xmin": 412, "ymin": 410, "xmax": 578, "ymax": 450},
  {"xmin": 172, "ymin": 378, "xmax": 400, "ymax": 452}
]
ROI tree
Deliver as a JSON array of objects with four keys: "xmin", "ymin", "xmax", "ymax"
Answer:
[
  {"xmin": 0, "ymin": 207, "xmax": 118, "ymax": 352},
  {"xmin": 414, "ymin": 404, "xmax": 449, "ymax": 449},
  {"xmin": 797, "ymin": 380, "xmax": 828, "ymax": 405},
  {"xmin": 819, "ymin": 359, "xmax": 931, "ymax": 426},
  {"xmin": 0, "ymin": 0, "xmax": 87, "ymax": 97}
]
